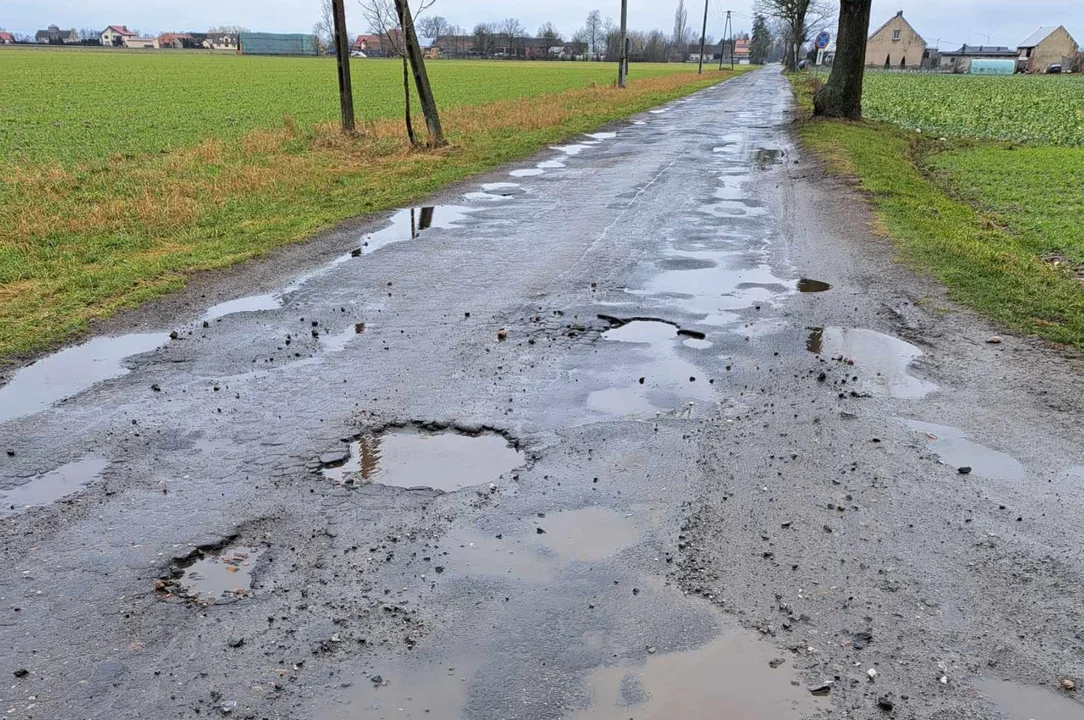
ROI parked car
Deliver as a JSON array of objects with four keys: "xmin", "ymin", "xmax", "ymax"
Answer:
[{"xmin": 1047, "ymin": 63, "xmax": 1062, "ymax": 74}]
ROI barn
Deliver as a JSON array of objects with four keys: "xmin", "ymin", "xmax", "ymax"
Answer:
[{"xmin": 238, "ymin": 32, "xmax": 319, "ymax": 56}]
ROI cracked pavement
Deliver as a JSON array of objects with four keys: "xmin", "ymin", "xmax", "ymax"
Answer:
[{"xmin": 2, "ymin": 68, "xmax": 1084, "ymax": 720}]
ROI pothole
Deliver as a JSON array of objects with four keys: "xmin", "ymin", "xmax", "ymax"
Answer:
[
  {"xmin": 157, "ymin": 543, "xmax": 265, "ymax": 605},
  {"xmin": 901, "ymin": 420, "xmax": 1025, "ymax": 481},
  {"xmin": 321, "ymin": 428, "xmax": 524, "ymax": 492},
  {"xmin": 977, "ymin": 678, "xmax": 1083, "ymax": 720},
  {"xmin": 797, "ymin": 278, "xmax": 832, "ymax": 293},
  {"xmin": 808, "ymin": 327, "xmax": 938, "ymax": 399},
  {"xmin": 0, "ymin": 455, "xmax": 108, "ymax": 516}
]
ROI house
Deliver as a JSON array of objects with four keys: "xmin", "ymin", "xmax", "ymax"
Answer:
[
  {"xmin": 353, "ymin": 32, "xmax": 402, "ymax": 56},
  {"xmin": 100, "ymin": 25, "xmax": 136, "ymax": 47},
  {"xmin": 734, "ymin": 38, "xmax": 750, "ymax": 63},
  {"xmin": 1017, "ymin": 25, "xmax": 1078, "ymax": 72},
  {"xmin": 125, "ymin": 36, "xmax": 159, "ymax": 49},
  {"xmin": 158, "ymin": 32, "xmax": 194, "ymax": 49},
  {"xmin": 35, "ymin": 25, "xmax": 78, "ymax": 44},
  {"xmin": 0, "ymin": 32, "xmax": 15, "ymax": 45},
  {"xmin": 940, "ymin": 44, "xmax": 1017, "ymax": 73},
  {"xmin": 494, "ymin": 37, "xmax": 562, "ymax": 60},
  {"xmin": 865, "ymin": 10, "xmax": 926, "ymax": 69},
  {"xmin": 202, "ymin": 32, "xmax": 237, "ymax": 50},
  {"xmin": 432, "ymin": 34, "xmax": 477, "ymax": 58}
]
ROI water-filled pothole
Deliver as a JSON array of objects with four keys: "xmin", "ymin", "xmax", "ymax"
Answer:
[
  {"xmin": 977, "ymin": 678, "xmax": 1083, "ymax": 720},
  {"xmin": 797, "ymin": 278, "xmax": 831, "ymax": 293},
  {"xmin": 322, "ymin": 430, "xmax": 523, "ymax": 492},
  {"xmin": 808, "ymin": 327, "xmax": 938, "ymax": 399},
  {"xmin": 902, "ymin": 420, "xmax": 1025, "ymax": 481},
  {"xmin": 158, "ymin": 544, "xmax": 265, "ymax": 605},
  {"xmin": 0, "ymin": 455, "xmax": 108, "ymax": 516}
]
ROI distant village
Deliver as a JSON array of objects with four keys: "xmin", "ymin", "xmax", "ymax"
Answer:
[{"xmin": 1, "ymin": 11, "xmax": 1080, "ymax": 73}]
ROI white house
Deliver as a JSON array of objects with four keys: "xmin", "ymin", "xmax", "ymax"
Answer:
[{"xmin": 100, "ymin": 25, "xmax": 136, "ymax": 47}]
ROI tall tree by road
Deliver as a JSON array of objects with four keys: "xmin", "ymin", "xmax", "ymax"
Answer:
[
  {"xmin": 749, "ymin": 13, "xmax": 771, "ymax": 64},
  {"xmin": 585, "ymin": 10, "xmax": 603, "ymax": 60},
  {"xmin": 813, "ymin": 0, "xmax": 871, "ymax": 118},
  {"xmin": 313, "ymin": 0, "xmax": 335, "ymax": 51},
  {"xmin": 673, "ymin": 0, "xmax": 692, "ymax": 52}
]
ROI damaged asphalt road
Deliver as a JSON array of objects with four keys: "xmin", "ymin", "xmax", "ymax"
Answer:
[{"xmin": 2, "ymin": 68, "xmax": 1084, "ymax": 719}]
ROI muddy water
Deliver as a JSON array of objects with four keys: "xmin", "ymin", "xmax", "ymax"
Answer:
[
  {"xmin": 977, "ymin": 679, "xmax": 1084, "ymax": 719},
  {"xmin": 322, "ymin": 431, "xmax": 523, "ymax": 491},
  {"xmin": 321, "ymin": 657, "xmax": 476, "ymax": 719},
  {"xmin": 0, "ymin": 455, "xmax": 108, "ymax": 516},
  {"xmin": 0, "ymin": 333, "xmax": 169, "ymax": 425},
  {"xmin": 797, "ymin": 278, "xmax": 832, "ymax": 293},
  {"xmin": 809, "ymin": 327, "xmax": 938, "ymax": 399},
  {"xmin": 903, "ymin": 420, "xmax": 1026, "ymax": 481},
  {"xmin": 568, "ymin": 632, "xmax": 824, "ymax": 720},
  {"xmin": 176, "ymin": 545, "xmax": 264, "ymax": 604}
]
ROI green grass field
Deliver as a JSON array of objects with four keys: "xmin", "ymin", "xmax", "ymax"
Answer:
[
  {"xmin": 0, "ymin": 47, "xmax": 748, "ymax": 361},
  {"xmin": 863, "ymin": 72, "xmax": 1084, "ymax": 146},
  {"xmin": 791, "ymin": 72, "xmax": 1084, "ymax": 349},
  {"xmin": 0, "ymin": 49, "xmax": 699, "ymax": 163}
]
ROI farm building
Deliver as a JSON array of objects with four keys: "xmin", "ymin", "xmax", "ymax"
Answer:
[
  {"xmin": 1017, "ymin": 26, "xmax": 1079, "ymax": 72},
  {"xmin": 238, "ymin": 32, "xmax": 319, "ymax": 56},
  {"xmin": 940, "ymin": 45, "xmax": 1018, "ymax": 73},
  {"xmin": 35, "ymin": 25, "xmax": 77, "ymax": 44},
  {"xmin": 865, "ymin": 11, "xmax": 926, "ymax": 69},
  {"xmin": 0, "ymin": 32, "xmax": 14, "ymax": 45},
  {"xmin": 125, "ymin": 36, "xmax": 159, "ymax": 49},
  {"xmin": 158, "ymin": 33, "xmax": 194, "ymax": 49},
  {"xmin": 100, "ymin": 25, "xmax": 135, "ymax": 46}
]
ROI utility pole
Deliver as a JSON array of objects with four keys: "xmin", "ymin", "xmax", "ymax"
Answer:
[
  {"xmin": 394, "ymin": 0, "xmax": 445, "ymax": 146},
  {"xmin": 697, "ymin": 0, "xmax": 709, "ymax": 73},
  {"xmin": 718, "ymin": 10, "xmax": 732, "ymax": 70},
  {"xmin": 618, "ymin": 0, "xmax": 629, "ymax": 87},
  {"xmin": 331, "ymin": 0, "xmax": 355, "ymax": 133}
]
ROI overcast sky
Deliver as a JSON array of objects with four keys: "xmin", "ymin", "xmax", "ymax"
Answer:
[{"xmin": 3, "ymin": 0, "xmax": 1080, "ymax": 50}]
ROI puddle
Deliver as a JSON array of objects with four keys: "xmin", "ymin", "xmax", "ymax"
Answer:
[
  {"xmin": 322, "ymin": 431, "xmax": 523, "ymax": 492},
  {"xmin": 755, "ymin": 148, "xmax": 784, "ymax": 166},
  {"xmin": 682, "ymin": 338, "xmax": 713, "ymax": 350},
  {"xmin": 977, "ymin": 678, "xmax": 1084, "ymax": 720},
  {"xmin": 551, "ymin": 144, "xmax": 590, "ymax": 156},
  {"xmin": 0, "ymin": 333, "xmax": 169, "ymax": 425},
  {"xmin": 0, "ymin": 456, "xmax": 108, "ymax": 516},
  {"xmin": 810, "ymin": 328, "xmax": 938, "ymax": 399},
  {"xmin": 603, "ymin": 320, "xmax": 678, "ymax": 344},
  {"xmin": 568, "ymin": 631, "xmax": 825, "ymax": 719},
  {"xmin": 438, "ymin": 506, "xmax": 642, "ymax": 583},
  {"xmin": 902, "ymin": 420, "xmax": 1026, "ymax": 481},
  {"xmin": 797, "ymin": 278, "xmax": 832, "ymax": 293},
  {"xmin": 166, "ymin": 545, "xmax": 265, "ymax": 604},
  {"xmin": 320, "ymin": 657, "xmax": 474, "ymax": 719},
  {"xmin": 587, "ymin": 320, "xmax": 715, "ymax": 418},
  {"xmin": 481, "ymin": 182, "xmax": 522, "ymax": 194},
  {"xmin": 586, "ymin": 132, "xmax": 617, "ymax": 140},
  {"xmin": 648, "ymin": 109, "xmax": 668, "ymax": 114},
  {"xmin": 536, "ymin": 159, "xmax": 566, "ymax": 169},
  {"xmin": 359, "ymin": 206, "xmax": 472, "ymax": 254},
  {"xmin": 510, "ymin": 168, "xmax": 544, "ymax": 177},
  {"xmin": 464, "ymin": 191, "xmax": 513, "ymax": 202},
  {"xmin": 203, "ymin": 293, "xmax": 281, "ymax": 321},
  {"xmin": 319, "ymin": 324, "xmax": 365, "ymax": 353},
  {"xmin": 632, "ymin": 120, "xmax": 647, "ymax": 125}
]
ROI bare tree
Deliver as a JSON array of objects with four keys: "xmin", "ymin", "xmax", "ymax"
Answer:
[
  {"xmin": 417, "ymin": 14, "xmax": 449, "ymax": 40},
  {"xmin": 498, "ymin": 17, "xmax": 525, "ymax": 57},
  {"xmin": 313, "ymin": 0, "xmax": 334, "ymax": 51},
  {"xmin": 570, "ymin": 28, "xmax": 590, "ymax": 59},
  {"xmin": 473, "ymin": 22, "xmax": 495, "ymax": 56},
  {"xmin": 537, "ymin": 22, "xmax": 562, "ymax": 42},
  {"xmin": 359, "ymin": 0, "xmax": 438, "ymax": 145},
  {"xmin": 208, "ymin": 25, "xmax": 250, "ymax": 34},
  {"xmin": 673, "ymin": 0, "xmax": 692, "ymax": 51},
  {"xmin": 814, "ymin": 0, "xmax": 871, "ymax": 118},
  {"xmin": 755, "ymin": 0, "xmax": 835, "ymax": 70},
  {"xmin": 77, "ymin": 28, "xmax": 99, "ymax": 42},
  {"xmin": 585, "ymin": 10, "xmax": 603, "ymax": 60}
]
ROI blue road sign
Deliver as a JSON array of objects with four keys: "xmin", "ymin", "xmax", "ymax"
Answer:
[{"xmin": 815, "ymin": 31, "xmax": 831, "ymax": 49}]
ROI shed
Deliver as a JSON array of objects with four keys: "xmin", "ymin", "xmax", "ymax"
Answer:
[
  {"xmin": 238, "ymin": 32, "xmax": 319, "ymax": 56},
  {"xmin": 1018, "ymin": 26, "xmax": 1079, "ymax": 72}
]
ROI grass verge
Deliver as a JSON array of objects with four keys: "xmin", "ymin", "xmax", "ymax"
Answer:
[
  {"xmin": 787, "ymin": 73, "xmax": 1084, "ymax": 350},
  {"xmin": 0, "ymin": 66, "xmax": 754, "ymax": 361}
]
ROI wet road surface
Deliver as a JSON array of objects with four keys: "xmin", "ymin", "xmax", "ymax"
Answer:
[{"xmin": 2, "ymin": 68, "xmax": 1084, "ymax": 719}]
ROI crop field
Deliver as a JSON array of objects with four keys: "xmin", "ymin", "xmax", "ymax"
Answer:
[
  {"xmin": 0, "ymin": 47, "xmax": 746, "ymax": 360},
  {"xmin": 792, "ymin": 71, "xmax": 1084, "ymax": 350},
  {"xmin": 862, "ymin": 71, "xmax": 1084, "ymax": 146},
  {"xmin": 0, "ymin": 48, "xmax": 701, "ymax": 163}
]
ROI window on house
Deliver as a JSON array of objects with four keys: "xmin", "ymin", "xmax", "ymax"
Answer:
[{"xmin": 892, "ymin": 30, "xmax": 901, "ymax": 41}]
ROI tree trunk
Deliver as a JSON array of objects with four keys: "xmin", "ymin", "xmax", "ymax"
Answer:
[
  {"xmin": 401, "ymin": 54, "xmax": 416, "ymax": 146},
  {"xmin": 813, "ymin": 0, "xmax": 873, "ymax": 119},
  {"xmin": 394, "ymin": 0, "xmax": 445, "ymax": 147}
]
